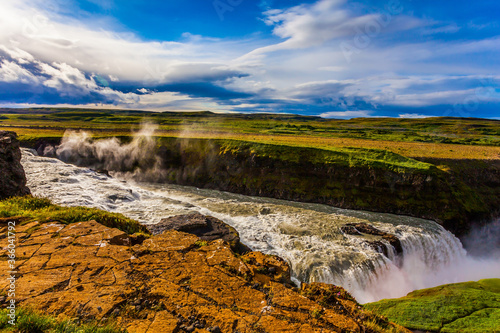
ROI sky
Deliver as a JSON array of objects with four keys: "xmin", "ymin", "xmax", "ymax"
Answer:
[{"xmin": 0, "ymin": 0, "xmax": 499, "ymax": 119}]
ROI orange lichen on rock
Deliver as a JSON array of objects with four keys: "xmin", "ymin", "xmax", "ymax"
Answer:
[{"xmin": 0, "ymin": 219, "xmax": 409, "ymax": 333}]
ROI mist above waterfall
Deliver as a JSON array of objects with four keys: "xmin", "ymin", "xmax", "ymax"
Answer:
[
  {"xmin": 463, "ymin": 218, "xmax": 500, "ymax": 258},
  {"xmin": 53, "ymin": 123, "xmax": 164, "ymax": 180}
]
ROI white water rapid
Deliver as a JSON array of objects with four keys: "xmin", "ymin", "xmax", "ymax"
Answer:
[{"xmin": 21, "ymin": 148, "xmax": 500, "ymax": 303}]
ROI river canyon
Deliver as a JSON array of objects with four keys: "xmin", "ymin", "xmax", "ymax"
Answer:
[{"xmin": 21, "ymin": 148, "xmax": 500, "ymax": 304}]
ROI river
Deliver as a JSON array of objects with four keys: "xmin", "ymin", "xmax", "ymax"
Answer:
[{"xmin": 21, "ymin": 148, "xmax": 500, "ymax": 303}]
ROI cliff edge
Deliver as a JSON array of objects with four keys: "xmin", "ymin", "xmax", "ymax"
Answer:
[
  {"xmin": 0, "ymin": 218, "xmax": 408, "ymax": 333},
  {"xmin": 0, "ymin": 131, "xmax": 30, "ymax": 200}
]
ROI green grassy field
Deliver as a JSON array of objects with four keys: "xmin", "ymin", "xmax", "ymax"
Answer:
[
  {"xmin": 1, "ymin": 108, "xmax": 499, "ymax": 163},
  {"xmin": 365, "ymin": 279, "xmax": 500, "ymax": 332},
  {"xmin": 1, "ymin": 108, "xmax": 497, "ymax": 146},
  {"xmin": 214, "ymin": 139, "xmax": 436, "ymax": 171}
]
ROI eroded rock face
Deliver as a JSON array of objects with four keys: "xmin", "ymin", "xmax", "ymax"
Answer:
[
  {"xmin": 0, "ymin": 219, "xmax": 408, "ymax": 333},
  {"xmin": 341, "ymin": 223, "xmax": 403, "ymax": 257},
  {"xmin": 0, "ymin": 131, "xmax": 30, "ymax": 199},
  {"xmin": 148, "ymin": 213, "xmax": 251, "ymax": 253}
]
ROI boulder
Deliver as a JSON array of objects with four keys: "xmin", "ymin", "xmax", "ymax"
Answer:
[
  {"xmin": 342, "ymin": 223, "xmax": 386, "ymax": 236},
  {"xmin": 147, "ymin": 213, "xmax": 251, "ymax": 253},
  {"xmin": 0, "ymin": 131, "xmax": 30, "ymax": 199},
  {"xmin": 341, "ymin": 222, "xmax": 403, "ymax": 256}
]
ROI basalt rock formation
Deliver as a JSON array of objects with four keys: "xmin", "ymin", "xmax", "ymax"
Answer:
[
  {"xmin": 148, "ymin": 213, "xmax": 251, "ymax": 253},
  {"xmin": 0, "ymin": 131, "xmax": 30, "ymax": 200},
  {"xmin": 0, "ymin": 218, "xmax": 409, "ymax": 333}
]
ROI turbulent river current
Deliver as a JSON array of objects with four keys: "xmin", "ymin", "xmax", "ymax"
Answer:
[{"xmin": 21, "ymin": 148, "xmax": 500, "ymax": 303}]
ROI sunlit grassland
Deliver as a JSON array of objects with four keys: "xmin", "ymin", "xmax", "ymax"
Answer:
[
  {"xmin": 4, "ymin": 125, "xmax": 500, "ymax": 161},
  {"xmin": 166, "ymin": 132, "xmax": 500, "ymax": 161},
  {"xmin": 214, "ymin": 139, "xmax": 435, "ymax": 171},
  {"xmin": 1, "ymin": 108, "xmax": 499, "ymax": 162}
]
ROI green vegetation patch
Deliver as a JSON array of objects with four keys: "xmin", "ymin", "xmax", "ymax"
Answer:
[
  {"xmin": 217, "ymin": 139, "xmax": 435, "ymax": 172},
  {"xmin": 0, "ymin": 195, "xmax": 149, "ymax": 235},
  {"xmin": 0, "ymin": 306, "xmax": 126, "ymax": 333},
  {"xmin": 364, "ymin": 279, "xmax": 500, "ymax": 332},
  {"xmin": 441, "ymin": 308, "xmax": 500, "ymax": 333}
]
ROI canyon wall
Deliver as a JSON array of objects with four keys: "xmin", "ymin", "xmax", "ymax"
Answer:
[{"xmin": 154, "ymin": 139, "xmax": 491, "ymax": 238}]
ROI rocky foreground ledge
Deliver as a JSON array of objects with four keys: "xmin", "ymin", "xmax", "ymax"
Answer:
[{"xmin": 0, "ymin": 218, "xmax": 408, "ymax": 333}]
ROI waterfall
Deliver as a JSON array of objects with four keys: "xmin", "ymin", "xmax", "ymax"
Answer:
[
  {"xmin": 20, "ymin": 148, "xmax": 500, "ymax": 303},
  {"xmin": 331, "ymin": 226, "xmax": 468, "ymax": 303}
]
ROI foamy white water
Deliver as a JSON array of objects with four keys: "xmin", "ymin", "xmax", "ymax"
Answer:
[{"xmin": 21, "ymin": 148, "xmax": 500, "ymax": 303}]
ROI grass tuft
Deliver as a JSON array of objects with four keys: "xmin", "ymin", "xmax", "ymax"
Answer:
[
  {"xmin": 0, "ymin": 307, "xmax": 126, "ymax": 333},
  {"xmin": 0, "ymin": 195, "xmax": 149, "ymax": 235},
  {"xmin": 194, "ymin": 240, "xmax": 209, "ymax": 247}
]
